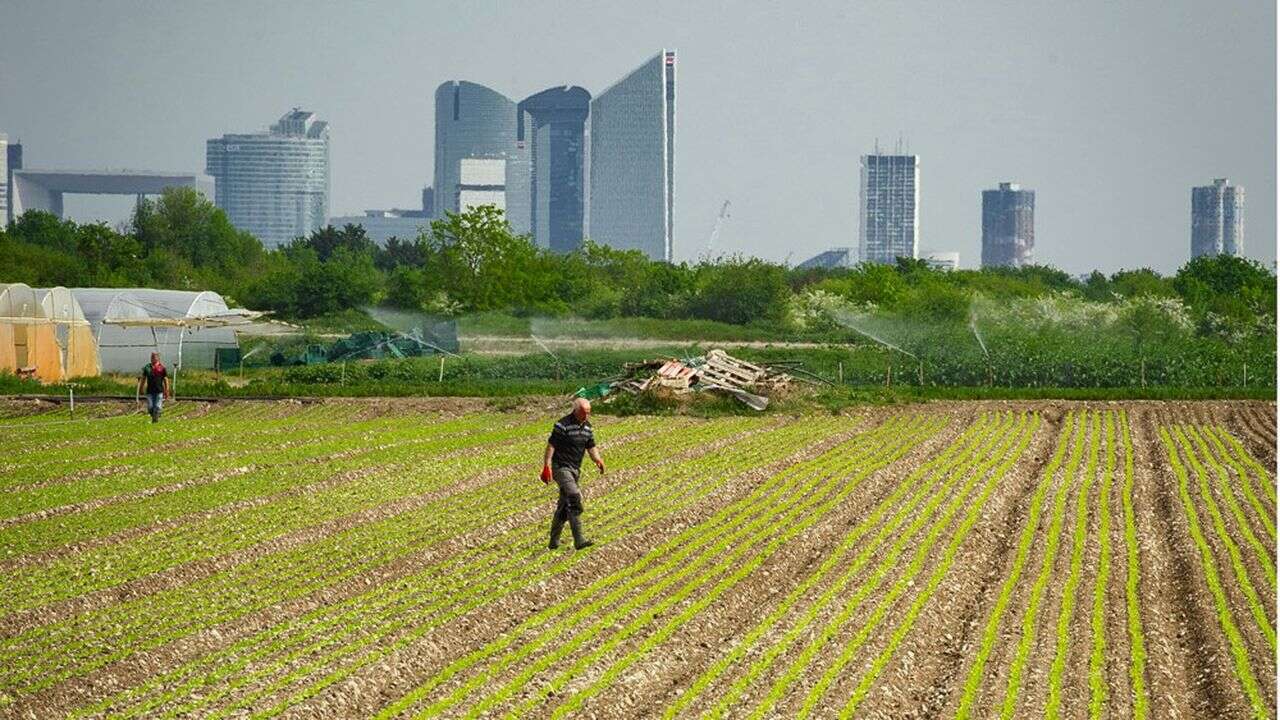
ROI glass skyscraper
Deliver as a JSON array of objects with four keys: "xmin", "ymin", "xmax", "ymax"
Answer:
[
  {"xmin": 518, "ymin": 86, "xmax": 590, "ymax": 252},
  {"xmin": 859, "ymin": 153, "xmax": 919, "ymax": 264},
  {"xmin": 433, "ymin": 81, "xmax": 531, "ymax": 234},
  {"xmin": 589, "ymin": 50, "xmax": 676, "ymax": 262},
  {"xmin": 205, "ymin": 109, "xmax": 330, "ymax": 248}
]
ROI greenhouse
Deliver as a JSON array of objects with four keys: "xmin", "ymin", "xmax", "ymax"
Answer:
[
  {"xmin": 0, "ymin": 282, "xmax": 63, "ymax": 382},
  {"xmin": 35, "ymin": 287, "xmax": 102, "ymax": 378},
  {"xmin": 72, "ymin": 289, "xmax": 239, "ymax": 374}
]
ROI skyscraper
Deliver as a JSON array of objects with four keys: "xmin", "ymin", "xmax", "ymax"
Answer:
[
  {"xmin": 859, "ymin": 153, "xmax": 919, "ymax": 264},
  {"xmin": 518, "ymin": 86, "xmax": 590, "ymax": 252},
  {"xmin": 0, "ymin": 134, "xmax": 8, "ymax": 228},
  {"xmin": 206, "ymin": 109, "xmax": 330, "ymax": 248},
  {"xmin": 589, "ymin": 50, "xmax": 676, "ymax": 261},
  {"xmin": 432, "ymin": 81, "xmax": 531, "ymax": 234},
  {"xmin": 1191, "ymin": 178, "xmax": 1244, "ymax": 258},
  {"xmin": 981, "ymin": 182, "xmax": 1035, "ymax": 268}
]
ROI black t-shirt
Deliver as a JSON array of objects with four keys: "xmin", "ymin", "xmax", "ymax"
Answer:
[
  {"xmin": 548, "ymin": 413, "xmax": 596, "ymax": 470},
  {"xmin": 142, "ymin": 364, "xmax": 167, "ymax": 395}
]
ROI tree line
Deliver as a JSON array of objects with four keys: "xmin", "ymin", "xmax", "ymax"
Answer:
[{"xmin": 0, "ymin": 186, "xmax": 1273, "ymax": 345}]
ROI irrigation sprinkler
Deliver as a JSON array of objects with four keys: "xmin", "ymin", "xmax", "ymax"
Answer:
[
  {"xmin": 531, "ymin": 334, "xmax": 563, "ymax": 381},
  {"xmin": 969, "ymin": 312, "xmax": 993, "ymax": 387}
]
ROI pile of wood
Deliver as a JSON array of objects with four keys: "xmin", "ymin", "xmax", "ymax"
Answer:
[{"xmin": 597, "ymin": 348, "xmax": 793, "ymax": 410}]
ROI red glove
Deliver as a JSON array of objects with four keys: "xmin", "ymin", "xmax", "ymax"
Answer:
[{"xmin": 540, "ymin": 465, "xmax": 552, "ymax": 484}]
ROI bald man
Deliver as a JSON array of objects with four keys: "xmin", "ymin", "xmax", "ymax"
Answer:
[{"xmin": 541, "ymin": 398, "xmax": 606, "ymax": 550}]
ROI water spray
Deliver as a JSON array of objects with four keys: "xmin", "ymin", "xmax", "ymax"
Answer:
[
  {"xmin": 969, "ymin": 306, "xmax": 993, "ymax": 386},
  {"xmin": 530, "ymin": 334, "xmax": 563, "ymax": 380}
]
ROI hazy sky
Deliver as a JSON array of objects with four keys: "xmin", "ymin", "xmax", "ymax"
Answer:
[{"xmin": 1, "ymin": 0, "xmax": 1274, "ymax": 274}]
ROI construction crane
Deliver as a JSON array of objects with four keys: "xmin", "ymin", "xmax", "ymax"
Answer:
[{"xmin": 705, "ymin": 200, "xmax": 731, "ymax": 255}]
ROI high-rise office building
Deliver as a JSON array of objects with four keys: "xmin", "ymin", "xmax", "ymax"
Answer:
[
  {"xmin": 206, "ymin": 109, "xmax": 330, "ymax": 248},
  {"xmin": 981, "ymin": 182, "xmax": 1035, "ymax": 268},
  {"xmin": 0, "ymin": 134, "xmax": 8, "ymax": 228},
  {"xmin": 433, "ymin": 81, "xmax": 531, "ymax": 234},
  {"xmin": 589, "ymin": 50, "xmax": 676, "ymax": 261},
  {"xmin": 518, "ymin": 86, "xmax": 590, "ymax": 252},
  {"xmin": 1191, "ymin": 178, "xmax": 1244, "ymax": 258},
  {"xmin": 859, "ymin": 153, "xmax": 919, "ymax": 264},
  {"xmin": 0, "ymin": 135, "xmax": 20, "ymax": 227}
]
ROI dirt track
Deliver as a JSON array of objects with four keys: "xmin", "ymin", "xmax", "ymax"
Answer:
[{"xmin": 0, "ymin": 399, "xmax": 1273, "ymax": 718}]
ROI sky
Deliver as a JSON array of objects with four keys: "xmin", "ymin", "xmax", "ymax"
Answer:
[{"xmin": 0, "ymin": 0, "xmax": 1274, "ymax": 274}]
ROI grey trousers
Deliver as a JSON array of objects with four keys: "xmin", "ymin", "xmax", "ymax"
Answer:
[{"xmin": 550, "ymin": 466, "xmax": 586, "ymax": 546}]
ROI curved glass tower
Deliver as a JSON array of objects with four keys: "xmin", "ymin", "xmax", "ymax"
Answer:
[
  {"xmin": 206, "ymin": 109, "xmax": 330, "ymax": 248},
  {"xmin": 433, "ymin": 81, "xmax": 528, "ymax": 232},
  {"xmin": 518, "ymin": 86, "xmax": 590, "ymax": 252},
  {"xmin": 589, "ymin": 50, "xmax": 676, "ymax": 261}
]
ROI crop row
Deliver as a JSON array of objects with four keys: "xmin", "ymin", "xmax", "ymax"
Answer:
[
  {"xmin": 2, "ymin": 415, "xmax": 728, "ymax": 696},
  {"xmin": 73, "ymin": 414, "xmax": 842, "ymax": 717},
  {"xmin": 955, "ymin": 411, "xmax": 1084, "ymax": 719},
  {"xmin": 1161, "ymin": 424, "xmax": 1274, "ymax": 718},
  {"xmin": 374, "ymin": 413, "xmax": 945, "ymax": 719},
  {"xmin": 667, "ymin": 412, "xmax": 1013, "ymax": 717},
  {"xmin": 751, "ymin": 413, "xmax": 1034, "ymax": 719}
]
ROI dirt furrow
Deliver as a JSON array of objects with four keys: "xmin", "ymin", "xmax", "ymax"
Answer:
[{"xmin": 1136, "ymin": 409, "xmax": 1252, "ymax": 719}]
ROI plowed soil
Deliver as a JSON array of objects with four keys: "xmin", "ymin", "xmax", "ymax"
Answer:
[{"xmin": 0, "ymin": 398, "xmax": 1273, "ymax": 719}]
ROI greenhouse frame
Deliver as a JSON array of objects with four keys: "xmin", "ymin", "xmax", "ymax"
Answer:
[{"xmin": 72, "ymin": 289, "xmax": 239, "ymax": 374}]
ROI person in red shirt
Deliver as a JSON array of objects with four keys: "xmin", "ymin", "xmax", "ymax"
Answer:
[{"xmin": 137, "ymin": 352, "xmax": 172, "ymax": 423}]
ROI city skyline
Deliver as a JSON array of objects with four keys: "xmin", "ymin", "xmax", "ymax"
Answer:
[{"xmin": 0, "ymin": 1, "xmax": 1273, "ymax": 273}]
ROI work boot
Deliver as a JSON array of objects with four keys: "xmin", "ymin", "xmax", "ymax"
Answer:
[
  {"xmin": 549, "ymin": 517, "xmax": 565, "ymax": 549},
  {"xmin": 569, "ymin": 515, "xmax": 592, "ymax": 550}
]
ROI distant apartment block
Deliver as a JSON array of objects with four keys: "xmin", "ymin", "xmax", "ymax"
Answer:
[
  {"xmin": 0, "ymin": 134, "xmax": 8, "ymax": 227},
  {"xmin": 981, "ymin": 182, "xmax": 1035, "ymax": 268},
  {"xmin": 589, "ymin": 50, "xmax": 676, "ymax": 261},
  {"xmin": 206, "ymin": 109, "xmax": 330, "ymax": 248},
  {"xmin": 1191, "ymin": 178, "xmax": 1244, "ymax": 258},
  {"xmin": 797, "ymin": 247, "xmax": 856, "ymax": 270},
  {"xmin": 859, "ymin": 153, "xmax": 919, "ymax": 264},
  {"xmin": 518, "ymin": 86, "xmax": 590, "ymax": 252},
  {"xmin": 0, "ymin": 135, "xmax": 21, "ymax": 227}
]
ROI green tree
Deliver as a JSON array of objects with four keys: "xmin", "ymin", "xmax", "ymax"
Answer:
[{"xmin": 691, "ymin": 256, "xmax": 790, "ymax": 325}]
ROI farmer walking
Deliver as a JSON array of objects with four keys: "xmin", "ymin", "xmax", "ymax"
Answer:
[
  {"xmin": 138, "ymin": 352, "xmax": 172, "ymax": 423},
  {"xmin": 542, "ymin": 398, "xmax": 605, "ymax": 550}
]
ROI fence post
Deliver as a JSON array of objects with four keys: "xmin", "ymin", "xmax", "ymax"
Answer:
[
  {"xmin": 438, "ymin": 355, "xmax": 445, "ymax": 382},
  {"xmin": 838, "ymin": 361, "xmax": 843, "ymax": 384},
  {"xmin": 69, "ymin": 385, "xmax": 75, "ymax": 418}
]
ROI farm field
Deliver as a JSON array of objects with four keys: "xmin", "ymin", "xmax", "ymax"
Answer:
[{"xmin": 0, "ymin": 398, "xmax": 1274, "ymax": 719}]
